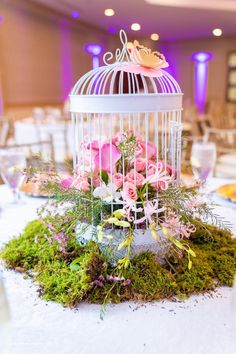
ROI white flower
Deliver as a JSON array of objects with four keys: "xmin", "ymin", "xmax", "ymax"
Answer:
[{"xmin": 93, "ymin": 182, "xmax": 121, "ymax": 203}]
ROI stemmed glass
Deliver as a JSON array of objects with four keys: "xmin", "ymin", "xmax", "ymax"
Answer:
[
  {"xmin": 0, "ymin": 147, "xmax": 26, "ymax": 204},
  {"xmin": 190, "ymin": 140, "xmax": 217, "ymax": 183}
]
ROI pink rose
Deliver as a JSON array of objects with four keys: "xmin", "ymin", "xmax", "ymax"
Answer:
[
  {"xmin": 133, "ymin": 132, "xmax": 142, "ymax": 143},
  {"xmin": 92, "ymin": 176, "xmax": 101, "ymax": 187},
  {"xmin": 166, "ymin": 164, "xmax": 176, "ymax": 177},
  {"xmin": 92, "ymin": 169, "xmax": 101, "ymax": 187},
  {"xmin": 134, "ymin": 157, "xmax": 146, "ymax": 172},
  {"xmin": 139, "ymin": 141, "xmax": 157, "ymax": 159},
  {"xmin": 94, "ymin": 143, "xmax": 121, "ymax": 172},
  {"xmin": 147, "ymin": 162, "xmax": 157, "ymax": 176},
  {"xmin": 72, "ymin": 177, "xmax": 90, "ymax": 192},
  {"xmin": 60, "ymin": 177, "xmax": 73, "ymax": 189},
  {"xmin": 157, "ymin": 180, "xmax": 168, "ymax": 191},
  {"xmin": 125, "ymin": 169, "xmax": 144, "ymax": 187},
  {"xmin": 79, "ymin": 180, "xmax": 90, "ymax": 192},
  {"xmin": 113, "ymin": 173, "xmax": 123, "ymax": 188},
  {"xmin": 123, "ymin": 182, "xmax": 138, "ymax": 202},
  {"xmin": 112, "ymin": 133, "xmax": 125, "ymax": 146},
  {"xmin": 135, "ymin": 143, "xmax": 144, "ymax": 157}
]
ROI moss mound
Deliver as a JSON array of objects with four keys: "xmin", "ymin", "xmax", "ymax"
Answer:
[{"xmin": 1, "ymin": 219, "xmax": 236, "ymax": 307}]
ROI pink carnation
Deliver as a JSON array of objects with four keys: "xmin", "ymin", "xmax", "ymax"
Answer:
[
  {"xmin": 94, "ymin": 143, "xmax": 121, "ymax": 172},
  {"xmin": 123, "ymin": 182, "xmax": 138, "ymax": 203},
  {"xmin": 86, "ymin": 140, "xmax": 100, "ymax": 153},
  {"xmin": 113, "ymin": 173, "xmax": 123, "ymax": 188},
  {"xmin": 125, "ymin": 169, "xmax": 144, "ymax": 187},
  {"xmin": 60, "ymin": 177, "xmax": 73, "ymax": 189}
]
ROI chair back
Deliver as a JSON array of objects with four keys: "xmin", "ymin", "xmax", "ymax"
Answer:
[{"xmin": 0, "ymin": 118, "xmax": 9, "ymax": 146}]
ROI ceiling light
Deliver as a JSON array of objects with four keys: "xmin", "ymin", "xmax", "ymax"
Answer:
[
  {"xmin": 131, "ymin": 23, "xmax": 141, "ymax": 31},
  {"xmin": 212, "ymin": 28, "xmax": 222, "ymax": 36},
  {"xmin": 104, "ymin": 9, "xmax": 115, "ymax": 16},
  {"xmin": 150, "ymin": 33, "xmax": 159, "ymax": 41},
  {"xmin": 145, "ymin": 0, "xmax": 236, "ymax": 11}
]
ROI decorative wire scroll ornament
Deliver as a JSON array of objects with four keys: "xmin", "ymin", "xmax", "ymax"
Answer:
[{"xmin": 103, "ymin": 30, "xmax": 169, "ymax": 78}]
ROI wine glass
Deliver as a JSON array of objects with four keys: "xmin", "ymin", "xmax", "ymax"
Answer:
[
  {"xmin": 0, "ymin": 147, "xmax": 26, "ymax": 204},
  {"xmin": 190, "ymin": 141, "xmax": 216, "ymax": 182}
]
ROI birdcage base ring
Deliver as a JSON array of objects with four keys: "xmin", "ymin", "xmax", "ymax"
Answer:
[{"xmin": 76, "ymin": 223, "xmax": 171, "ymax": 260}]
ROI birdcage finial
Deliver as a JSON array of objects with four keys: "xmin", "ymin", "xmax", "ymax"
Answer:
[
  {"xmin": 103, "ymin": 29, "xmax": 130, "ymax": 65},
  {"xmin": 102, "ymin": 29, "xmax": 169, "ymax": 79}
]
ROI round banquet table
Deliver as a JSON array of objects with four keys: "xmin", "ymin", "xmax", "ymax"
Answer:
[{"xmin": 0, "ymin": 178, "xmax": 236, "ymax": 354}]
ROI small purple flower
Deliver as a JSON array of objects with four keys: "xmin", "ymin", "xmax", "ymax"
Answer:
[
  {"xmin": 46, "ymin": 222, "xmax": 55, "ymax": 230},
  {"xmin": 122, "ymin": 279, "xmax": 131, "ymax": 286},
  {"xmin": 92, "ymin": 280, "xmax": 104, "ymax": 288},
  {"xmin": 34, "ymin": 236, "xmax": 39, "ymax": 244},
  {"xmin": 106, "ymin": 275, "xmax": 125, "ymax": 282},
  {"xmin": 44, "ymin": 234, "xmax": 52, "ymax": 244}
]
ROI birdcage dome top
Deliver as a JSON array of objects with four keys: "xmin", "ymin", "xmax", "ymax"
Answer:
[{"xmin": 70, "ymin": 30, "xmax": 183, "ymax": 113}]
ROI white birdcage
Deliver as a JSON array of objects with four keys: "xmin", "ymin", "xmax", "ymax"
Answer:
[{"xmin": 70, "ymin": 30, "xmax": 183, "ymax": 255}]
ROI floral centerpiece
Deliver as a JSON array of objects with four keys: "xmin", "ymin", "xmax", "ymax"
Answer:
[
  {"xmin": 1, "ymin": 30, "xmax": 236, "ymax": 315},
  {"xmin": 58, "ymin": 131, "xmax": 197, "ymax": 269}
]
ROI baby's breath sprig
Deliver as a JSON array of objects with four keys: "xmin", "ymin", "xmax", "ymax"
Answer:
[{"xmin": 117, "ymin": 134, "xmax": 137, "ymax": 159}]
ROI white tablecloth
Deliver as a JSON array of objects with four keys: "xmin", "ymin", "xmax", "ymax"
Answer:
[{"xmin": 0, "ymin": 179, "xmax": 236, "ymax": 354}]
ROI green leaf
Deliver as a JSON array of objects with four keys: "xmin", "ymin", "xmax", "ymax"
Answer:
[
  {"xmin": 187, "ymin": 248, "xmax": 196, "ymax": 257},
  {"xmin": 113, "ymin": 209, "xmax": 126, "ymax": 219},
  {"xmin": 101, "ymin": 170, "xmax": 109, "ymax": 184},
  {"xmin": 70, "ymin": 263, "xmax": 80, "ymax": 272},
  {"xmin": 117, "ymin": 240, "xmax": 128, "ymax": 251},
  {"xmin": 188, "ymin": 259, "xmax": 193, "ymax": 270},
  {"xmin": 149, "ymin": 223, "xmax": 158, "ymax": 239},
  {"xmin": 124, "ymin": 259, "xmax": 130, "ymax": 268},
  {"xmin": 115, "ymin": 220, "xmax": 130, "ymax": 228},
  {"xmin": 106, "ymin": 217, "xmax": 118, "ymax": 224}
]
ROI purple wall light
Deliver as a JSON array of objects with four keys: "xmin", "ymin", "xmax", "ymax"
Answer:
[
  {"xmin": 192, "ymin": 52, "xmax": 212, "ymax": 113},
  {"xmin": 85, "ymin": 44, "xmax": 104, "ymax": 69}
]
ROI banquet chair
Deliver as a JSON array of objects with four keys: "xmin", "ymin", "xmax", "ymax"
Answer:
[
  {"xmin": 17, "ymin": 118, "xmax": 70, "ymax": 164},
  {"xmin": 181, "ymin": 136, "xmax": 203, "ymax": 163},
  {"xmin": 204, "ymin": 127, "xmax": 236, "ymax": 178},
  {"xmin": 206, "ymin": 100, "xmax": 236, "ymax": 129},
  {"xmin": 0, "ymin": 119, "xmax": 10, "ymax": 146},
  {"xmin": 3, "ymin": 136, "xmax": 55, "ymax": 167}
]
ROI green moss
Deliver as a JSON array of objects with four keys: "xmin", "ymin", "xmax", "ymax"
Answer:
[
  {"xmin": 1, "ymin": 219, "xmax": 236, "ymax": 307},
  {"xmin": 88, "ymin": 252, "xmax": 177, "ymax": 304},
  {"xmin": 173, "ymin": 253, "xmax": 215, "ymax": 294},
  {"xmin": 35, "ymin": 248, "xmax": 105, "ymax": 306},
  {"xmin": 125, "ymin": 252, "xmax": 177, "ymax": 300},
  {"xmin": 0, "ymin": 220, "xmax": 54, "ymax": 270},
  {"xmin": 189, "ymin": 222, "xmax": 236, "ymax": 287}
]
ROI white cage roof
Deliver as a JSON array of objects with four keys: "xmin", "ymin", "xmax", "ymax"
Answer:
[{"xmin": 70, "ymin": 30, "xmax": 183, "ymax": 113}]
